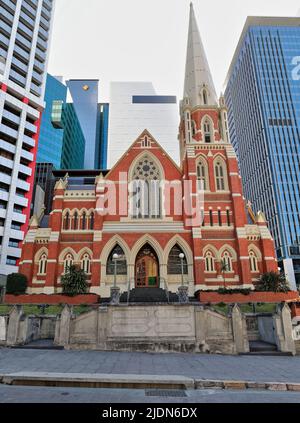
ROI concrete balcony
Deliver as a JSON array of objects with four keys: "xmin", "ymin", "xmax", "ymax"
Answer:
[
  {"xmin": 21, "ymin": 0, "xmax": 36, "ymax": 18},
  {"xmin": 25, "ymin": 121, "xmax": 37, "ymax": 134},
  {"xmin": 9, "ymin": 69, "xmax": 27, "ymax": 87},
  {"xmin": 0, "ymin": 20, "xmax": 12, "ymax": 37},
  {"xmin": 12, "ymin": 212, "xmax": 26, "ymax": 224},
  {"xmin": 0, "ymin": 33, "xmax": 10, "ymax": 48},
  {"xmin": 14, "ymin": 44, "xmax": 30, "ymax": 62},
  {"xmin": 0, "ymin": 208, "xmax": 7, "ymax": 219},
  {"xmin": 0, "ymin": 123, "xmax": 18, "ymax": 140},
  {"xmin": 15, "ymin": 32, "xmax": 32, "ymax": 50},
  {"xmin": 35, "ymin": 47, "xmax": 46, "ymax": 62},
  {"xmin": 36, "ymin": 37, "xmax": 47, "ymax": 51},
  {"xmin": 12, "ymin": 56, "xmax": 29, "ymax": 74},
  {"xmin": 21, "ymin": 148, "xmax": 33, "ymax": 162},
  {"xmin": 7, "ymin": 247, "xmax": 22, "ymax": 258},
  {"xmin": 30, "ymin": 82, "xmax": 42, "ymax": 97},
  {"xmin": 0, "ymin": 227, "xmax": 4, "ymax": 237},
  {"xmin": 1, "ymin": 7, "xmax": 14, "ymax": 24},
  {"xmin": 2, "ymin": 109, "xmax": 21, "ymax": 126},
  {"xmin": 19, "ymin": 163, "xmax": 32, "ymax": 177},
  {"xmin": 10, "ymin": 229, "xmax": 24, "ymax": 241},
  {"xmin": 18, "ymin": 21, "xmax": 34, "ymax": 39},
  {"xmin": 14, "ymin": 195, "xmax": 28, "ymax": 208},
  {"xmin": 20, "ymin": 11, "xmax": 35, "ymax": 29},
  {"xmin": 0, "ymin": 156, "xmax": 14, "ymax": 170},
  {"xmin": 0, "ymin": 192, "xmax": 9, "ymax": 202},
  {"xmin": 0, "ymin": 140, "xmax": 16, "ymax": 156},
  {"xmin": 32, "ymin": 70, "xmax": 43, "ymax": 85},
  {"xmin": 0, "ymin": 172, "xmax": 12, "ymax": 186},
  {"xmin": 16, "ymin": 179, "xmax": 30, "ymax": 192},
  {"xmin": 23, "ymin": 134, "xmax": 35, "ymax": 148}
]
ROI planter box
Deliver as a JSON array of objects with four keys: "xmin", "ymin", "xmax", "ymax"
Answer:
[
  {"xmin": 290, "ymin": 303, "xmax": 300, "ymax": 319},
  {"xmin": 4, "ymin": 294, "xmax": 100, "ymax": 305},
  {"xmin": 199, "ymin": 291, "xmax": 299, "ymax": 304}
]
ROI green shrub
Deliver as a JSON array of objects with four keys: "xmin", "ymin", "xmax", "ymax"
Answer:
[
  {"xmin": 61, "ymin": 265, "xmax": 89, "ymax": 297},
  {"xmin": 217, "ymin": 288, "xmax": 252, "ymax": 296},
  {"xmin": 255, "ymin": 272, "xmax": 290, "ymax": 293},
  {"xmin": 6, "ymin": 273, "xmax": 28, "ymax": 295}
]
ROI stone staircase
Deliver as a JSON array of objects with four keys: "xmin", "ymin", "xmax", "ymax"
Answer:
[
  {"xmin": 245, "ymin": 340, "xmax": 291, "ymax": 356},
  {"xmin": 120, "ymin": 287, "xmax": 179, "ymax": 304}
]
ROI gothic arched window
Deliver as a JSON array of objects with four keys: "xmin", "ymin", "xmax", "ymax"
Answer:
[
  {"xmin": 203, "ymin": 119, "xmax": 212, "ymax": 143},
  {"xmin": 167, "ymin": 244, "xmax": 188, "ymax": 275},
  {"xmin": 81, "ymin": 253, "xmax": 91, "ymax": 274},
  {"xmin": 63, "ymin": 253, "xmax": 73, "ymax": 274},
  {"xmin": 249, "ymin": 251, "xmax": 258, "ymax": 273},
  {"xmin": 197, "ymin": 158, "xmax": 209, "ymax": 191},
  {"xmin": 82, "ymin": 212, "xmax": 87, "ymax": 230},
  {"xmin": 73, "ymin": 211, "xmax": 79, "ymax": 230},
  {"xmin": 106, "ymin": 245, "xmax": 127, "ymax": 275},
  {"xmin": 38, "ymin": 253, "xmax": 47, "ymax": 275},
  {"xmin": 63, "ymin": 212, "xmax": 70, "ymax": 230},
  {"xmin": 90, "ymin": 212, "xmax": 95, "ymax": 230},
  {"xmin": 222, "ymin": 252, "xmax": 232, "ymax": 272},
  {"xmin": 205, "ymin": 252, "xmax": 215, "ymax": 272},
  {"xmin": 215, "ymin": 160, "xmax": 227, "ymax": 191},
  {"xmin": 131, "ymin": 155, "xmax": 161, "ymax": 219}
]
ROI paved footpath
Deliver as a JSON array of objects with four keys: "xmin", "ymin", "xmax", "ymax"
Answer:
[
  {"xmin": 0, "ymin": 348, "xmax": 300, "ymax": 383},
  {"xmin": 1, "ymin": 385, "xmax": 300, "ymax": 403}
]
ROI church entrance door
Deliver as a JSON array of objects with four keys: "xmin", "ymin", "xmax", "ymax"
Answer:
[{"xmin": 135, "ymin": 244, "xmax": 159, "ymax": 288}]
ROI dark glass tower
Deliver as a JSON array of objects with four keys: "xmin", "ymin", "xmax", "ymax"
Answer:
[{"xmin": 225, "ymin": 17, "xmax": 300, "ymax": 288}]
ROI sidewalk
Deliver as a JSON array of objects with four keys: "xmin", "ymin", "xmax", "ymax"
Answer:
[{"xmin": 0, "ymin": 348, "xmax": 300, "ymax": 384}]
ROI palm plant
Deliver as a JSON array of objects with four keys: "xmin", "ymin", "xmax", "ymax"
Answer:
[{"xmin": 255, "ymin": 271, "xmax": 290, "ymax": 293}]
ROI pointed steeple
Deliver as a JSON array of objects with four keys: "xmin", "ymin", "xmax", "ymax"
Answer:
[{"xmin": 183, "ymin": 3, "xmax": 218, "ymax": 108}]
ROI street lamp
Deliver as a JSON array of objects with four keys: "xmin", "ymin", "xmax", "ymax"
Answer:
[
  {"xmin": 179, "ymin": 253, "xmax": 185, "ymax": 286},
  {"xmin": 178, "ymin": 253, "xmax": 189, "ymax": 304},
  {"xmin": 113, "ymin": 253, "xmax": 119, "ymax": 288}
]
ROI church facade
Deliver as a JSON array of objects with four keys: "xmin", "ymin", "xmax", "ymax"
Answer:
[{"xmin": 18, "ymin": 4, "xmax": 278, "ymax": 297}]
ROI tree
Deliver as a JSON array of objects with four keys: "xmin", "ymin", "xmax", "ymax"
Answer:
[
  {"xmin": 6, "ymin": 273, "xmax": 28, "ymax": 295},
  {"xmin": 255, "ymin": 271, "xmax": 290, "ymax": 293},
  {"xmin": 61, "ymin": 265, "xmax": 89, "ymax": 297}
]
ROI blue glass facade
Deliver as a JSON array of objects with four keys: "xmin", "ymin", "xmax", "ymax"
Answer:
[
  {"xmin": 225, "ymin": 22, "xmax": 300, "ymax": 286},
  {"xmin": 67, "ymin": 80, "xmax": 100, "ymax": 169},
  {"xmin": 37, "ymin": 74, "xmax": 67, "ymax": 169},
  {"xmin": 98, "ymin": 103, "xmax": 109, "ymax": 169}
]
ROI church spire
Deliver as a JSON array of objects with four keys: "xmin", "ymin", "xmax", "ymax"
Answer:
[{"xmin": 183, "ymin": 2, "xmax": 218, "ymax": 108}]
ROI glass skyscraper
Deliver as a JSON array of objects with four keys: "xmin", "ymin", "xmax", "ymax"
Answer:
[
  {"xmin": 37, "ymin": 74, "xmax": 67, "ymax": 168},
  {"xmin": 67, "ymin": 79, "xmax": 100, "ymax": 169},
  {"xmin": 224, "ymin": 17, "xmax": 300, "ymax": 288}
]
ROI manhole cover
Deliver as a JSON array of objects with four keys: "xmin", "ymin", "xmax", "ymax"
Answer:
[{"xmin": 145, "ymin": 390, "xmax": 187, "ymax": 398}]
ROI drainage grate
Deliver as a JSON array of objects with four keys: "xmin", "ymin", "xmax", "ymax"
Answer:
[{"xmin": 145, "ymin": 390, "xmax": 187, "ymax": 398}]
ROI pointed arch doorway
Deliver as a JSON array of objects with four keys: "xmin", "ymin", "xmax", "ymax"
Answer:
[{"xmin": 135, "ymin": 243, "xmax": 159, "ymax": 288}]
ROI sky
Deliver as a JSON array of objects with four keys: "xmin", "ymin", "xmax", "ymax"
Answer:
[{"xmin": 48, "ymin": 0, "xmax": 300, "ymax": 103}]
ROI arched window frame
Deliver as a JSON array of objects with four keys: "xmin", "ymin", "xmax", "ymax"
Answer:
[
  {"xmin": 249, "ymin": 251, "xmax": 259, "ymax": 273},
  {"xmin": 202, "ymin": 117, "xmax": 214, "ymax": 143},
  {"xmin": 214, "ymin": 158, "xmax": 228, "ymax": 192},
  {"xmin": 205, "ymin": 251, "xmax": 215, "ymax": 273},
  {"xmin": 197, "ymin": 157, "xmax": 209, "ymax": 191},
  {"xmin": 63, "ymin": 253, "xmax": 74, "ymax": 274},
  {"xmin": 222, "ymin": 251, "xmax": 233, "ymax": 273},
  {"xmin": 38, "ymin": 253, "xmax": 47, "ymax": 275},
  {"xmin": 81, "ymin": 253, "xmax": 91, "ymax": 274},
  {"xmin": 106, "ymin": 245, "xmax": 127, "ymax": 276},
  {"xmin": 63, "ymin": 211, "xmax": 70, "ymax": 230},
  {"xmin": 82, "ymin": 211, "xmax": 87, "ymax": 230},
  {"xmin": 89, "ymin": 212, "xmax": 95, "ymax": 230},
  {"xmin": 73, "ymin": 211, "xmax": 79, "ymax": 231},
  {"xmin": 167, "ymin": 244, "xmax": 188, "ymax": 275},
  {"xmin": 130, "ymin": 154, "xmax": 162, "ymax": 220}
]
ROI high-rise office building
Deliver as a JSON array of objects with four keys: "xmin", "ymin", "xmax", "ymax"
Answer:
[
  {"xmin": 224, "ymin": 17, "xmax": 300, "ymax": 288},
  {"xmin": 98, "ymin": 102, "xmax": 109, "ymax": 169},
  {"xmin": 0, "ymin": 0, "xmax": 55, "ymax": 275},
  {"xmin": 67, "ymin": 79, "xmax": 100, "ymax": 169},
  {"xmin": 51, "ymin": 100, "xmax": 85, "ymax": 169},
  {"xmin": 37, "ymin": 74, "xmax": 67, "ymax": 169},
  {"xmin": 108, "ymin": 82, "xmax": 179, "ymax": 168}
]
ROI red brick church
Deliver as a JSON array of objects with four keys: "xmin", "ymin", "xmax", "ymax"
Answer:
[{"xmin": 18, "ymin": 4, "xmax": 278, "ymax": 298}]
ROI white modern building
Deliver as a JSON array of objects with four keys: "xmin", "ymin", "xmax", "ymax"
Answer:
[
  {"xmin": 0, "ymin": 0, "xmax": 55, "ymax": 275},
  {"xmin": 108, "ymin": 82, "xmax": 180, "ymax": 168}
]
